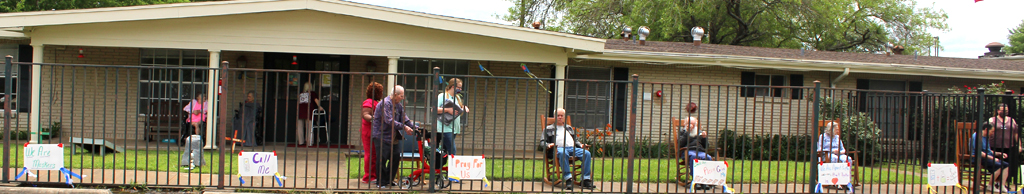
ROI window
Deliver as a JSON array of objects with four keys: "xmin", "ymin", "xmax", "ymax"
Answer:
[
  {"xmin": 396, "ymin": 58, "xmax": 469, "ymax": 122},
  {"xmin": 740, "ymin": 72, "xmax": 803, "ymax": 99},
  {"xmin": 0, "ymin": 44, "xmax": 18, "ymax": 110},
  {"xmin": 138, "ymin": 49, "xmax": 209, "ymax": 115},
  {"xmin": 566, "ymin": 67, "xmax": 612, "ymax": 130}
]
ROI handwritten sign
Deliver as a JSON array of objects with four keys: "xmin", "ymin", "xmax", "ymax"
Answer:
[
  {"xmin": 692, "ymin": 160, "xmax": 728, "ymax": 186},
  {"xmin": 24, "ymin": 144, "xmax": 63, "ymax": 170},
  {"xmin": 818, "ymin": 163, "xmax": 851, "ymax": 185},
  {"xmin": 927, "ymin": 164, "xmax": 958, "ymax": 186},
  {"xmin": 238, "ymin": 152, "xmax": 278, "ymax": 176},
  {"xmin": 449, "ymin": 155, "xmax": 486, "ymax": 179}
]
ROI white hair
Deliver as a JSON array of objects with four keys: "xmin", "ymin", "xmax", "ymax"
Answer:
[
  {"xmin": 824, "ymin": 122, "xmax": 838, "ymax": 136},
  {"xmin": 686, "ymin": 117, "xmax": 699, "ymax": 137}
]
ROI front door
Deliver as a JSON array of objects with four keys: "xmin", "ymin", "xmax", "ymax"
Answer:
[{"xmin": 262, "ymin": 53, "xmax": 350, "ymax": 145}]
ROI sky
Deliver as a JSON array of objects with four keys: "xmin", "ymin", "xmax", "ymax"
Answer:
[{"xmin": 348, "ymin": 0, "xmax": 1024, "ymax": 59}]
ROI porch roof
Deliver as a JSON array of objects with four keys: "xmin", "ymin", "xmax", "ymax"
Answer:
[{"xmin": 0, "ymin": 0, "xmax": 605, "ymax": 54}]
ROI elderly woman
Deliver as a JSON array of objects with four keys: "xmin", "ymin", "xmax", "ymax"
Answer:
[
  {"xmin": 297, "ymin": 82, "xmax": 324, "ymax": 146},
  {"xmin": 183, "ymin": 93, "xmax": 209, "ymax": 136},
  {"xmin": 817, "ymin": 122, "xmax": 853, "ymax": 163},
  {"xmin": 360, "ymin": 82, "xmax": 384, "ymax": 184}
]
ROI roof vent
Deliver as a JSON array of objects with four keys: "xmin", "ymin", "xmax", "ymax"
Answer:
[
  {"xmin": 986, "ymin": 42, "xmax": 1005, "ymax": 52},
  {"xmin": 531, "ymin": 22, "xmax": 541, "ymax": 29},
  {"xmin": 891, "ymin": 45, "xmax": 904, "ymax": 55},
  {"xmin": 637, "ymin": 26, "xmax": 650, "ymax": 45},
  {"xmin": 621, "ymin": 26, "xmax": 632, "ymax": 42},
  {"xmin": 691, "ymin": 27, "xmax": 704, "ymax": 46},
  {"xmin": 981, "ymin": 42, "xmax": 1007, "ymax": 58}
]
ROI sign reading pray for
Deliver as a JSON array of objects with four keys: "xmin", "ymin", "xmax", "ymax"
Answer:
[
  {"xmin": 692, "ymin": 160, "xmax": 728, "ymax": 186},
  {"xmin": 449, "ymin": 155, "xmax": 486, "ymax": 180},
  {"xmin": 24, "ymin": 144, "xmax": 63, "ymax": 170}
]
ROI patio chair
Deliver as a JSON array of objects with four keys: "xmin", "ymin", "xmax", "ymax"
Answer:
[
  {"xmin": 671, "ymin": 117, "xmax": 720, "ymax": 186},
  {"xmin": 815, "ymin": 119, "xmax": 860, "ymax": 186},
  {"xmin": 954, "ymin": 121, "xmax": 990, "ymax": 191},
  {"xmin": 540, "ymin": 114, "xmax": 585, "ymax": 186}
]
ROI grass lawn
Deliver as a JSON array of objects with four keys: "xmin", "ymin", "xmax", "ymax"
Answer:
[
  {"xmin": 6, "ymin": 144, "xmax": 236, "ymax": 174},
  {"xmin": 346, "ymin": 156, "xmax": 925, "ymax": 184}
]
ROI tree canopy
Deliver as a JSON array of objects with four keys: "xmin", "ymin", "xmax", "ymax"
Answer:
[
  {"xmin": 0, "ymin": 0, "xmax": 216, "ymax": 13},
  {"xmin": 1006, "ymin": 20, "xmax": 1024, "ymax": 54},
  {"xmin": 502, "ymin": 0, "xmax": 948, "ymax": 55}
]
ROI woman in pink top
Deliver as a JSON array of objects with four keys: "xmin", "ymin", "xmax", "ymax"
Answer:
[
  {"xmin": 360, "ymin": 82, "xmax": 385, "ymax": 183},
  {"xmin": 183, "ymin": 93, "xmax": 209, "ymax": 136}
]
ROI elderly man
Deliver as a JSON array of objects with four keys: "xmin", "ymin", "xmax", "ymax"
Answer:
[
  {"xmin": 371, "ymin": 85, "xmax": 418, "ymax": 189},
  {"xmin": 540, "ymin": 108, "xmax": 596, "ymax": 190}
]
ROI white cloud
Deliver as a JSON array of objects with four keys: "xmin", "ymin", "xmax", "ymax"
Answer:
[{"xmin": 916, "ymin": 0, "xmax": 1024, "ymax": 58}]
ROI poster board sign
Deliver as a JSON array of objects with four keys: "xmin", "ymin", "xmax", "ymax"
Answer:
[
  {"xmin": 818, "ymin": 163, "xmax": 852, "ymax": 185},
  {"xmin": 321, "ymin": 74, "xmax": 332, "ymax": 87},
  {"xmin": 449, "ymin": 155, "xmax": 486, "ymax": 180},
  {"xmin": 927, "ymin": 163, "xmax": 958, "ymax": 186},
  {"xmin": 24, "ymin": 144, "xmax": 63, "ymax": 170},
  {"xmin": 692, "ymin": 160, "xmax": 728, "ymax": 186},
  {"xmin": 238, "ymin": 152, "xmax": 278, "ymax": 177}
]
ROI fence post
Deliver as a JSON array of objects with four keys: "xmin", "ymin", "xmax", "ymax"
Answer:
[
  {"xmin": 974, "ymin": 87, "xmax": 986, "ymax": 194},
  {"xmin": 217, "ymin": 61, "xmax": 229, "ymax": 189},
  {"xmin": 809, "ymin": 81, "xmax": 821, "ymax": 191},
  {"xmin": 428, "ymin": 67, "xmax": 439, "ymax": 193},
  {"xmin": 920, "ymin": 90, "xmax": 929, "ymax": 169},
  {"xmin": 625, "ymin": 74, "xmax": 638, "ymax": 194},
  {"xmin": 2, "ymin": 55, "xmax": 12, "ymax": 183}
]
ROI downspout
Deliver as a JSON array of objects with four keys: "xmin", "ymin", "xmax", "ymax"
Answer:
[{"xmin": 831, "ymin": 68, "xmax": 850, "ymax": 88}]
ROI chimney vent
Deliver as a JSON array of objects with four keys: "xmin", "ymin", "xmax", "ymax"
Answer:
[
  {"xmin": 621, "ymin": 26, "xmax": 632, "ymax": 42},
  {"xmin": 531, "ymin": 22, "xmax": 541, "ymax": 29},
  {"xmin": 891, "ymin": 45, "xmax": 904, "ymax": 55},
  {"xmin": 691, "ymin": 27, "xmax": 705, "ymax": 46},
  {"xmin": 637, "ymin": 26, "xmax": 650, "ymax": 45},
  {"xmin": 981, "ymin": 42, "xmax": 1007, "ymax": 58}
]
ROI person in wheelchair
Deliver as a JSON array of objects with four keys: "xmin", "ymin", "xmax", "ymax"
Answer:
[{"xmin": 540, "ymin": 108, "xmax": 596, "ymax": 190}]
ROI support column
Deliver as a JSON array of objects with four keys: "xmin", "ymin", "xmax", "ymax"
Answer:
[
  {"xmin": 204, "ymin": 50, "xmax": 220, "ymax": 149},
  {"xmin": 387, "ymin": 56, "xmax": 399, "ymax": 93},
  {"xmin": 554, "ymin": 62, "xmax": 567, "ymax": 109},
  {"xmin": 28, "ymin": 44, "xmax": 42, "ymax": 144}
]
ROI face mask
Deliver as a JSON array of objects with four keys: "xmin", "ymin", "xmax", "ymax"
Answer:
[
  {"xmin": 999, "ymin": 111, "xmax": 1008, "ymax": 117},
  {"xmin": 454, "ymin": 88, "xmax": 462, "ymax": 94}
]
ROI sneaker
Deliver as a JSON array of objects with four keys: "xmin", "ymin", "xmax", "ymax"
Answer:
[
  {"xmin": 990, "ymin": 185, "xmax": 1006, "ymax": 193},
  {"xmin": 563, "ymin": 178, "xmax": 574, "ymax": 190},
  {"xmin": 581, "ymin": 179, "xmax": 596, "ymax": 190}
]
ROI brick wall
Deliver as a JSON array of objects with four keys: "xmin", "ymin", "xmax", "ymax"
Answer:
[{"xmin": 39, "ymin": 45, "xmax": 141, "ymax": 139}]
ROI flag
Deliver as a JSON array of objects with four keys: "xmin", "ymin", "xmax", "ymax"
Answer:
[{"xmin": 975, "ymin": 0, "xmax": 983, "ymax": 2}]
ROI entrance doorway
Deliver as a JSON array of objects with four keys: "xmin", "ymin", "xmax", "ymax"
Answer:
[{"xmin": 262, "ymin": 53, "xmax": 350, "ymax": 145}]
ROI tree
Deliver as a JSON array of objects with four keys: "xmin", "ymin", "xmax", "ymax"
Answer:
[
  {"xmin": 0, "ymin": 0, "xmax": 219, "ymax": 13},
  {"xmin": 501, "ymin": 0, "xmax": 948, "ymax": 55},
  {"xmin": 1006, "ymin": 20, "xmax": 1024, "ymax": 54}
]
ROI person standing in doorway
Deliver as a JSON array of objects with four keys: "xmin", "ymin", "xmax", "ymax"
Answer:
[
  {"xmin": 297, "ymin": 82, "xmax": 323, "ymax": 146},
  {"xmin": 988, "ymin": 103, "xmax": 1019, "ymax": 192}
]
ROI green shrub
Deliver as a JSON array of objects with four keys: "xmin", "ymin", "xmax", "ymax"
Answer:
[
  {"xmin": 717, "ymin": 129, "xmax": 814, "ymax": 161},
  {"xmin": 0, "ymin": 130, "xmax": 29, "ymax": 140}
]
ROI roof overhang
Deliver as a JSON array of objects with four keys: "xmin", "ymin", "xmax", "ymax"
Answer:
[
  {"xmin": 0, "ymin": 0, "xmax": 605, "ymax": 52},
  {"xmin": 577, "ymin": 49, "xmax": 1024, "ymax": 82}
]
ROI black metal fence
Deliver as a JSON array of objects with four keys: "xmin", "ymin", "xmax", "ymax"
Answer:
[{"xmin": 1, "ymin": 57, "xmax": 1019, "ymax": 193}]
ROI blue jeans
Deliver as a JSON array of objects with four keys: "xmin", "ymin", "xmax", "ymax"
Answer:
[
  {"xmin": 440, "ymin": 132, "xmax": 457, "ymax": 155},
  {"xmin": 557, "ymin": 147, "xmax": 592, "ymax": 181}
]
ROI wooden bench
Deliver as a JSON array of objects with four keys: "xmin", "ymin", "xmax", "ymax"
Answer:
[{"xmin": 144, "ymin": 101, "xmax": 187, "ymax": 142}]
